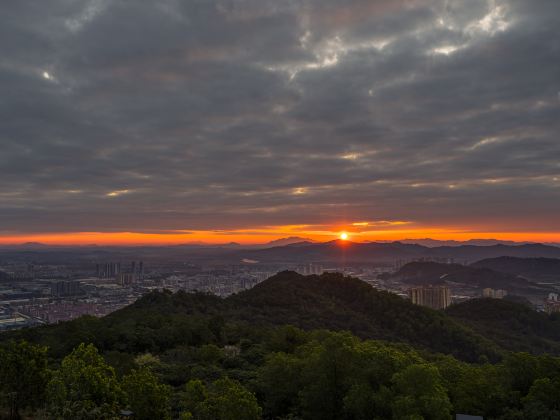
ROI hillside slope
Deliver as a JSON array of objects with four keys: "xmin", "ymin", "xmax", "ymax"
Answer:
[
  {"xmin": 472, "ymin": 256, "xmax": 560, "ymax": 283},
  {"xmin": 226, "ymin": 271, "xmax": 501, "ymax": 362},
  {"xmin": 388, "ymin": 261, "xmax": 535, "ymax": 291},
  {"xmin": 446, "ymin": 298, "xmax": 560, "ymax": 354},
  {"xmin": 6, "ymin": 271, "xmax": 560, "ymax": 362}
]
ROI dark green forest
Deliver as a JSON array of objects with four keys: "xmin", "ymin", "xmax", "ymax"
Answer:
[{"xmin": 2, "ymin": 271, "xmax": 560, "ymax": 419}]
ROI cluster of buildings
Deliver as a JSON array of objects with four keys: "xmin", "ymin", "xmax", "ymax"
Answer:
[
  {"xmin": 17, "ymin": 301, "xmax": 111, "ymax": 324},
  {"xmin": 96, "ymin": 261, "xmax": 144, "ymax": 280},
  {"xmin": 0, "ymin": 260, "xmax": 153, "ymax": 328},
  {"xmin": 0, "ymin": 259, "xmax": 288, "ymax": 330},
  {"xmin": 0, "ymin": 306, "xmax": 42, "ymax": 331},
  {"xmin": 408, "ymin": 285, "xmax": 453, "ymax": 309},
  {"xmin": 407, "ymin": 286, "xmax": 513, "ymax": 310},
  {"xmin": 482, "ymin": 288, "xmax": 508, "ymax": 299},
  {"xmin": 295, "ymin": 263, "xmax": 324, "ymax": 276},
  {"xmin": 161, "ymin": 269, "xmax": 274, "ymax": 297},
  {"xmin": 544, "ymin": 293, "xmax": 560, "ymax": 314},
  {"xmin": 96, "ymin": 261, "xmax": 146, "ymax": 287},
  {"xmin": 51, "ymin": 280, "xmax": 82, "ymax": 297}
]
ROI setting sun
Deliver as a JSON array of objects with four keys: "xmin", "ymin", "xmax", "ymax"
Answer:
[{"xmin": 339, "ymin": 232, "xmax": 348, "ymax": 240}]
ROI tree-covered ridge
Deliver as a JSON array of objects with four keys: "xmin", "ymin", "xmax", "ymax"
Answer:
[
  {"xmin": 226, "ymin": 271, "xmax": 503, "ymax": 362},
  {"xmin": 4, "ymin": 271, "xmax": 503, "ymax": 362},
  {"xmin": 386, "ymin": 261, "xmax": 534, "ymax": 291},
  {"xmin": 472, "ymin": 256, "xmax": 560, "ymax": 282},
  {"xmin": 2, "ymin": 328, "xmax": 560, "ymax": 419},
  {"xmin": 446, "ymin": 298, "xmax": 560, "ymax": 354},
  {"xmin": 6, "ymin": 271, "xmax": 560, "ymax": 360}
]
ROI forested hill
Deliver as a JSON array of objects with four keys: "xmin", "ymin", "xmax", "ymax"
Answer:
[
  {"xmin": 388, "ymin": 261, "xmax": 534, "ymax": 291},
  {"xmin": 7, "ymin": 271, "xmax": 560, "ymax": 363},
  {"xmin": 472, "ymin": 256, "xmax": 560, "ymax": 282},
  {"xmin": 230, "ymin": 271, "xmax": 560, "ymax": 355},
  {"xmin": 225, "ymin": 271, "xmax": 501, "ymax": 362},
  {"xmin": 446, "ymin": 298, "xmax": 560, "ymax": 354}
]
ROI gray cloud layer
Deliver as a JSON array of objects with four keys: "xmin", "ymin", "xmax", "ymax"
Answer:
[{"xmin": 1, "ymin": 0, "xmax": 559, "ymax": 234}]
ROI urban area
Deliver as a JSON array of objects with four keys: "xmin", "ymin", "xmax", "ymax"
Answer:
[{"xmin": 1, "ymin": 253, "xmax": 559, "ymax": 332}]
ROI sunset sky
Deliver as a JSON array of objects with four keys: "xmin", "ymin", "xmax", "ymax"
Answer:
[{"xmin": 1, "ymin": 0, "xmax": 559, "ymax": 245}]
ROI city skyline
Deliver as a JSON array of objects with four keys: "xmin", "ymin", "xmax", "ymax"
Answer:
[{"xmin": 2, "ymin": 0, "xmax": 559, "ymax": 245}]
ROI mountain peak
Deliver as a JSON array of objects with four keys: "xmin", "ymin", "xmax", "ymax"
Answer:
[{"xmin": 265, "ymin": 237, "xmax": 314, "ymax": 247}]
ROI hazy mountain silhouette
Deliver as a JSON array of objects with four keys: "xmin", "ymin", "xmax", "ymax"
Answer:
[
  {"xmin": 472, "ymin": 256, "xmax": 560, "ymax": 283},
  {"xmin": 387, "ymin": 261, "xmax": 537, "ymax": 291},
  {"xmin": 241, "ymin": 241, "xmax": 560, "ymax": 263},
  {"xmin": 264, "ymin": 237, "xmax": 314, "ymax": 246},
  {"xmin": 395, "ymin": 238, "xmax": 534, "ymax": 247}
]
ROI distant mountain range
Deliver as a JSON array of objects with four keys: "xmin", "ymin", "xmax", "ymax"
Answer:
[
  {"xmin": 385, "ymin": 238, "xmax": 542, "ymax": 247},
  {"xmin": 263, "ymin": 236, "xmax": 314, "ymax": 246},
  {"xmin": 2, "ymin": 239, "xmax": 560, "ymax": 265},
  {"xmin": 3, "ymin": 237, "xmax": 558, "ymax": 249},
  {"xmin": 239, "ymin": 240, "xmax": 560, "ymax": 263},
  {"xmin": 0, "ymin": 237, "xmax": 314, "ymax": 250}
]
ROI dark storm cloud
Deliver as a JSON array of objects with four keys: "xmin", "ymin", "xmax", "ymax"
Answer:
[{"xmin": 1, "ymin": 0, "xmax": 559, "ymax": 234}]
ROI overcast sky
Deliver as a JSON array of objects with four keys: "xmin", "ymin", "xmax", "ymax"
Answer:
[{"xmin": 1, "ymin": 0, "xmax": 559, "ymax": 243}]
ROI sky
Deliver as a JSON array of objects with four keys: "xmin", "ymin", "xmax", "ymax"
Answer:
[{"xmin": 1, "ymin": 0, "xmax": 559, "ymax": 245}]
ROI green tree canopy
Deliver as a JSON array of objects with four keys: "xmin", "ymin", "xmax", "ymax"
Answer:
[
  {"xmin": 46, "ymin": 343, "xmax": 124, "ymax": 419},
  {"xmin": 183, "ymin": 377, "xmax": 262, "ymax": 420},
  {"xmin": 256, "ymin": 352, "xmax": 303, "ymax": 418},
  {"xmin": 521, "ymin": 377, "xmax": 560, "ymax": 419},
  {"xmin": 0, "ymin": 340, "xmax": 49, "ymax": 417},
  {"xmin": 122, "ymin": 367, "xmax": 171, "ymax": 420},
  {"xmin": 391, "ymin": 364, "xmax": 453, "ymax": 420}
]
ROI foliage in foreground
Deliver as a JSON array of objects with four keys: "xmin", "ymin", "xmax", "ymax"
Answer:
[{"xmin": 2, "ymin": 326, "xmax": 560, "ymax": 419}]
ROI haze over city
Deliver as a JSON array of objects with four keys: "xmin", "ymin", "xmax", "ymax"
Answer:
[{"xmin": 1, "ymin": 0, "xmax": 559, "ymax": 245}]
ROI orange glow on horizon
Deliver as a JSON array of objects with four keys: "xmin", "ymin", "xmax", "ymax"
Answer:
[{"xmin": 1, "ymin": 227, "xmax": 560, "ymax": 246}]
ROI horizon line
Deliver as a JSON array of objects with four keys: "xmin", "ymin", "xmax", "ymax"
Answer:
[{"xmin": 1, "ymin": 237, "xmax": 558, "ymax": 248}]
